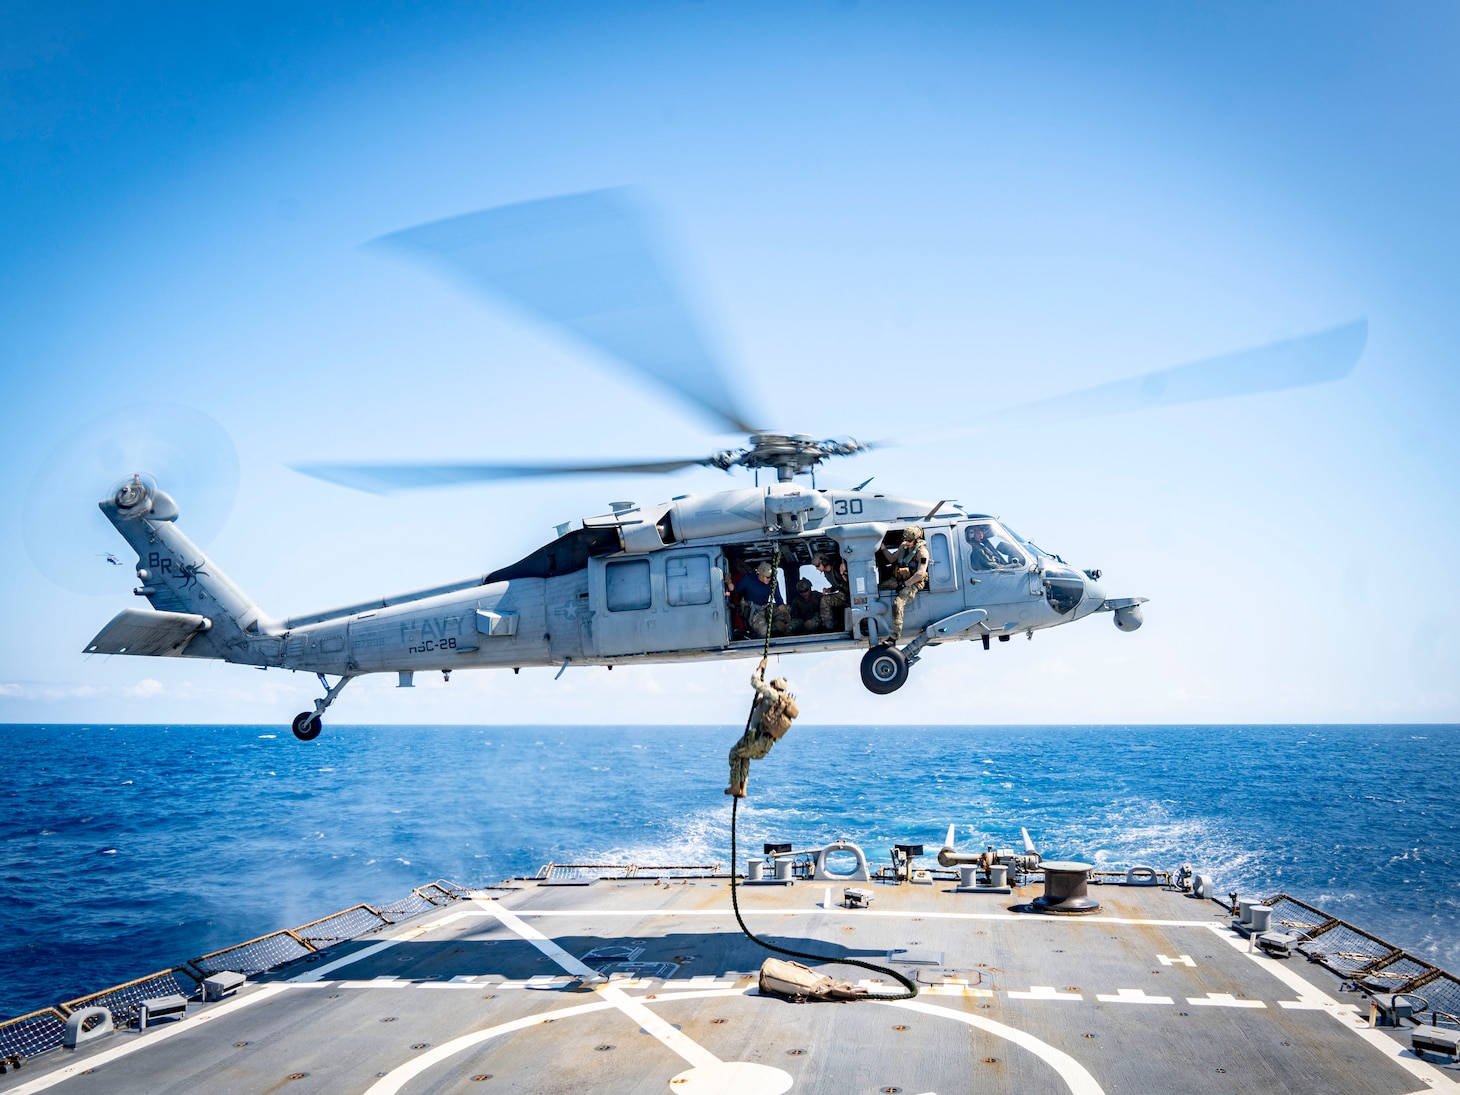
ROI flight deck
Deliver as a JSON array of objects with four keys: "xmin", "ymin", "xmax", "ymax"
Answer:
[{"xmin": 5, "ymin": 854, "xmax": 1459, "ymax": 1095}]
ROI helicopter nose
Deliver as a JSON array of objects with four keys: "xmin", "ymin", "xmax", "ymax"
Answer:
[{"xmin": 1074, "ymin": 570, "xmax": 1106, "ymax": 620}]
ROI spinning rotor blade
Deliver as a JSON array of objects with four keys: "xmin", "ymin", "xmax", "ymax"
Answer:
[
  {"xmin": 23, "ymin": 405, "xmax": 239, "ymax": 595},
  {"xmin": 377, "ymin": 190, "xmax": 757, "ymax": 434},
  {"xmin": 894, "ymin": 319, "xmax": 1368, "ymax": 445},
  {"xmin": 293, "ymin": 457, "xmax": 715, "ymax": 495}
]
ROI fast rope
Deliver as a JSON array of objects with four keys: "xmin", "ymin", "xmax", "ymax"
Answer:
[{"xmin": 727, "ymin": 542, "xmax": 918, "ymax": 1001}]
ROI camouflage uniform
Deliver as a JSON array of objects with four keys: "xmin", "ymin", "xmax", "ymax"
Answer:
[
  {"xmin": 878, "ymin": 527, "xmax": 930, "ymax": 645},
  {"xmin": 788, "ymin": 579, "xmax": 823, "ymax": 633},
  {"xmin": 816, "ymin": 554, "xmax": 850, "ymax": 631},
  {"xmin": 726, "ymin": 662, "xmax": 799, "ymax": 797}
]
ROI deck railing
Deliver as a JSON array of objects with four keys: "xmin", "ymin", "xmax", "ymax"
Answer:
[{"xmin": 0, "ymin": 880, "xmax": 469, "ymax": 1064}]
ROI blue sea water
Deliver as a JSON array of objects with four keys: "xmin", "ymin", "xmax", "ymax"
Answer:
[{"xmin": 2, "ymin": 722, "xmax": 1456, "ymax": 1020}]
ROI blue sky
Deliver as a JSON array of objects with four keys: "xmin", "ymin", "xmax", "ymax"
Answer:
[{"xmin": 3, "ymin": 1, "xmax": 1457, "ymax": 725}]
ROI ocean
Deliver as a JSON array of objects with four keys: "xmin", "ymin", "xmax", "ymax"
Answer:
[{"xmin": 2, "ymin": 722, "xmax": 1456, "ymax": 1020}]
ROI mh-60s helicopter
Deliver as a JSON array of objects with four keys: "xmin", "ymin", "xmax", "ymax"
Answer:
[{"xmin": 83, "ymin": 192, "xmax": 1366, "ymax": 739}]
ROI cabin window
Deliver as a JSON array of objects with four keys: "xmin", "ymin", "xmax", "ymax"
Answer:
[
  {"xmin": 666, "ymin": 554, "xmax": 712, "ymax": 606},
  {"xmin": 606, "ymin": 559, "xmax": 652, "ymax": 611},
  {"xmin": 927, "ymin": 532, "xmax": 954, "ymax": 589}
]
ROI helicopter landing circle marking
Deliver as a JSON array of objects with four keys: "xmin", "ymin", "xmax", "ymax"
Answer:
[
  {"xmin": 669, "ymin": 1061, "xmax": 793, "ymax": 1094},
  {"xmin": 877, "ymin": 998, "xmax": 1105, "ymax": 1095}
]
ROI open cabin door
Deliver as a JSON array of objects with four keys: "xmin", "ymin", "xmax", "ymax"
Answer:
[{"xmin": 588, "ymin": 550, "xmax": 727, "ymax": 657}]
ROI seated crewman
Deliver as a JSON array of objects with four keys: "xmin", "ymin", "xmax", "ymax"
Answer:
[
  {"xmin": 788, "ymin": 578, "xmax": 823, "ymax": 633},
  {"xmin": 731, "ymin": 561, "xmax": 790, "ymax": 638}
]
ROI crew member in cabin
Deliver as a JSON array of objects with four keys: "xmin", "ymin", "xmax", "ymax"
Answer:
[
  {"xmin": 878, "ymin": 525, "xmax": 929, "ymax": 645},
  {"xmin": 815, "ymin": 553, "xmax": 850, "ymax": 631},
  {"xmin": 726, "ymin": 658, "xmax": 799, "ymax": 798},
  {"xmin": 731, "ymin": 561, "xmax": 790, "ymax": 638},
  {"xmin": 788, "ymin": 578, "xmax": 823, "ymax": 633}
]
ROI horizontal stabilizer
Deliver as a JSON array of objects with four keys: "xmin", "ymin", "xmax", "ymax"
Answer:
[{"xmin": 85, "ymin": 609, "xmax": 211, "ymax": 657}]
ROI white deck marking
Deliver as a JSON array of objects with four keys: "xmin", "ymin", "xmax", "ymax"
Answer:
[
  {"xmin": 481, "ymin": 901, "xmax": 600, "ymax": 979},
  {"xmin": 363, "ymin": 986, "xmax": 755, "ymax": 1095},
  {"xmin": 1186, "ymin": 992, "xmax": 1266, "ymax": 1008},
  {"xmin": 1096, "ymin": 988, "xmax": 1174, "ymax": 1005},
  {"xmin": 1213, "ymin": 924, "xmax": 1460, "ymax": 1092},
  {"xmin": 1157, "ymin": 954, "xmax": 1196, "ymax": 966},
  {"xmin": 599, "ymin": 983, "xmax": 720, "ymax": 1068},
  {"xmin": 480, "ymin": 898, "xmax": 727, "ymax": 1070},
  {"xmin": 517, "ymin": 907, "xmax": 1219, "ymax": 927},
  {"xmin": 1009, "ymin": 985, "xmax": 1084, "ymax": 1000},
  {"xmin": 881, "ymin": 998, "xmax": 1106, "ymax": 1095},
  {"xmin": 4, "ymin": 985, "xmax": 292, "ymax": 1095},
  {"xmin": 362, "ymin": 997, "xmax": 618, "ymax": 1095},
  {"xmin": 289, "ymin": 909, "xmax": 488, "ymax": 982}
]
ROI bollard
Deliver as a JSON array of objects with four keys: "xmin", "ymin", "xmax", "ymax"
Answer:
[
  {"xmin": 988, "ymin": 864, "xmax": 1009, "ymax": 888},
  {"xmin": 1250, "ymin": 906, "xmax": 1273, "ymax": 932},
  {"xmin": 746, "ymin": 858, "xmax": 764, "ymax": 883},
  {"xmin": 775, "ymin": 857, "xmax": 794, "ymax": 883}
]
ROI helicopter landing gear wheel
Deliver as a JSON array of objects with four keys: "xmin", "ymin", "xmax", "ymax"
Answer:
[
  {"xmin": 860, "ymin": 645, "xmax": 909, "ymax": 694},
  {"xmin": 292, "ymin": 712, "xmax": 322, "ymax": 741}
]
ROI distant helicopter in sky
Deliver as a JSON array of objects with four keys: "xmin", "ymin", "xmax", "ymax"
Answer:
[{"xmin": 82, "ymin": 191, "xmax": 1366, "ymax": 739}]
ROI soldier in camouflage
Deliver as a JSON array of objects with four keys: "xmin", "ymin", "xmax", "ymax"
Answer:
[
  {"xmin": 788, "ymin": 578, "xmax": 823, "ymax": 633},
  {"xmin": 726, "ymin": 658, "xmax": 799, "ymax": 798},
  {"xmin": 877, "ymin": 525, "xmax": 929, "ymax": 645},
  {"xmin": 815, "ymin": 553, "xmax": 850, "ymax": 632}
]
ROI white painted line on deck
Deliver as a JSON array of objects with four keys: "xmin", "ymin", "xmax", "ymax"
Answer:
[
  {"xmin": 362, "ymin": 997, "xmax": 617, "ymax": 1095},
  {"xmin": 599, "ymin": 983, "xmax": 721, "ymax": 1069},
  {"xmin": 1213, "ymin": 924, "xmax": 1460, "ymax": 1092},
  {"xmin": 880, "ymin": 998, "xmax": 1105, "ymax": 1095},
  {"xmin": 515, "ymin": 907, "xmax": 1220, "ymax": 927},
  {"xmin": 479, "ymin": 900, "xmax": 600, "ymax": 979},
  {"xmin": 5, "ymin": 985, "xmax": 292, "ymax": 1095},
  {"xmin": 1186, "ymin": 992, "xmax": 1265, "ymax": 1008},
  {"xmin": 479, "ymin": 897, "xmax": 725, "ymax": 1071},
  {"xmin": 289, "ymin": 909, "xmax": 488, "ymax": 983},
  {"xmin": 1157, "ymin": 953, "xmax": 1196, "ymax": 966},
  {"xmin": 1009, "ymin": 985, "xmax": 1083, "ymax": 1001},
  {"xmin": 1096, "ymin": 988, "xmax": 1174, "ymax": 1005}
]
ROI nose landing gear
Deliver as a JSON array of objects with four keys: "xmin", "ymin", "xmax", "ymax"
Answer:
[{"xmin": 291, "ymin": 673, "xmax": 353, "ymax": 740}]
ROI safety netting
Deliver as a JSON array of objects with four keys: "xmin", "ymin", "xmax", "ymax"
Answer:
[{"xmin": 61, "ymin": 968, "xmax": 201, "ymax": 1028}]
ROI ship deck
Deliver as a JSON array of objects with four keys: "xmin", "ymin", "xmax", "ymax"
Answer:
[{"xmin": 8, "ymin": 874, "xmax": 1460, "ymax": 1095}]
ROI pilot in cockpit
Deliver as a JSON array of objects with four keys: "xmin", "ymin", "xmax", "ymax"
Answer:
[{"xmin": 966, "ymin": 523, "xmax": 1018, "ymax": 570}]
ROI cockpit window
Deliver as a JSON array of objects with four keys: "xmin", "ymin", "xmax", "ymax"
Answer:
[{"xmin": 963, "ymin": 520, "xmax": 1027, "ymax": 570}]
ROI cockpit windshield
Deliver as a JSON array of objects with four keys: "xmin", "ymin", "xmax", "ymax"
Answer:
[
  {"xmin": 1000, "ymin": 526, "xmax": 1063, "ymax": 564},
  {"xmin": 963, "ymin": 519, "xmax": 1028, "ymax": 571}
]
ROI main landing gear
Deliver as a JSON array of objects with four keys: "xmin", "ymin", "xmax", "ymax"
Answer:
[
  {"xmin": 292, "ymin": 673, "xmax": 353, "ymax": 741},
  {"xmin": 860, "ymin": 644, "xmax": 908, "ymax": 694}
]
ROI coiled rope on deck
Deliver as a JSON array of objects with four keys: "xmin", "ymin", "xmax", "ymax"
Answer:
[{"xmin": 727, "ymin": 543, "xmax": 918, "ymax": 1001}]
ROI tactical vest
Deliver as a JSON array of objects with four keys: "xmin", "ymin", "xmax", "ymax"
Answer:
[{"xmin": 897, "ymin": 542, "xmax": 928, "ymax": 572}]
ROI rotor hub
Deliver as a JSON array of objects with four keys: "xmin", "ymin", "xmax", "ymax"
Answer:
[{"xmin": 715, "ymin": 434, "xmax": 873, "ymax": 481}]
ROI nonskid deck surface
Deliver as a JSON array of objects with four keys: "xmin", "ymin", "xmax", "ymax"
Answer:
[{"xmin": 8, "ymin": 879, "xmax": 1459, "ymax": 1095}]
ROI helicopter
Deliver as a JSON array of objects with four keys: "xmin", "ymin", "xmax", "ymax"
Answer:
[{"xmin": 82, "ymin": 191, "xmax": 1367, "ymax": 740}]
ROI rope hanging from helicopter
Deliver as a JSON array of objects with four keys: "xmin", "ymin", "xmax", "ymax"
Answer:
[{"xmin": 727, "ymin": 540, "xmax": 919, "ymax": 1001}]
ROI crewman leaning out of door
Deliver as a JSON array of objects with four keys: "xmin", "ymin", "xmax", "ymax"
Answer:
[
  {"xmin": 878, "ymin": 525, "xmax": 929, "ymax": 646},
  {"xmin": 726, "ymin": 657, "xmax": 799, "ymax": 798}
]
